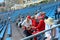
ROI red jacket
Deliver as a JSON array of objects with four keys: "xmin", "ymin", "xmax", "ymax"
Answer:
[
  {"xmin": 36, "ymin": 20, "xmax": 45, "ymax": 32},
  {"xmin": 32, "ymin": 19, "xmax": 37, "ymax": 27}
]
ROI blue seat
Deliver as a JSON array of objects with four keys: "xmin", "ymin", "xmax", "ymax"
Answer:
[
  {"xmin": 0, "ymin": 26, "xmax": 4, "ymax": 33},
  {"xmin": 6, "ymin": 37, "xmax": 11, "ymax": 40},
  {"xmin": 49, "ymin": 7, "xmax": 56, "ymax": 18},
  {"xmin": 0, "ymin": 25, "xmax": 7, "ymax": 40},
  {"xmin": 0, "ymin": 1, "xmax": 60, "ymax": 22},
  {"xmin": 7, "ymin": 23, "xmax": 11, "ymax": 37},
  {"xmin": 0, "ymin": 25, "xmax": 2, "ymax": 28}
]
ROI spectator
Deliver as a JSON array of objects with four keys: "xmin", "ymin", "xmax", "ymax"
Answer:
[
  {"xmin": 57, "ymin": 7, "xmax": 60, "ymax": 19},
  {"xmin": 18, "ymin": 20, "xmax": 21, "ymax": 28},
  {"xmin": 22, "ymin": 16, "xmax": 32, "ymax": 37},
  {"xmin": 37, "ymin": 16, "xmax": 45, "ymax": 32},
  {"xmin": 35, "ymin": 12, "xmax": 43, "ymax": 24},
  {"xmin": 40, "ymin": 12, "xmax": 48, "ymax": 20},
  {"xmin": 31, "ymin": 16, "xmax": 45, "ymax": 40},
  {"xmin": 35, "ymin": 12, "xmax": 41, "ymax": 19},
  {"xmin": 52, "ymin": 20, "xmax": 60, "ymax": 40},
  {"xmin": 45, "ymin": 17, "xmax": 56, "ymax": 40},
  {"xmin": 18, "ymin": 17, "xmax": 24, "ymax": 28},
  {"xmin": 55, "ymin": 9, "xmax": 58, "ymax": 19},
  {"xmin": 36, "ymin": 16, "xmax": 45, "ymax": 40},
  {"xmin": 16, "ymin": 16, "xmax": 21, "ymax": 26},
  {"xmin": 55, "ymin": 7, "xmax": 60, "ymax": 19}
]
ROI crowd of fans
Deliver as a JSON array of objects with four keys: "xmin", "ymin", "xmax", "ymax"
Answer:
[
  {"xmin": 0, "ymin": 6, "xmax": 59, "ymax": 40},
  {"xmin": 20, "ymin": 12, "xmax": 54, "ymax": 40},
  {"xmin": 17, "ymin": 7, "xmax": 60, "ymax": 40}
]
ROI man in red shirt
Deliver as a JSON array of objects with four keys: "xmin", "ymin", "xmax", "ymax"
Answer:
[
  {"xmin": 36, "ymin": 16, "xmax": 45, "ymax": 40},
  {"xmin": 37, "ymin": 16, "xmax": 45, "ymax": 32}
]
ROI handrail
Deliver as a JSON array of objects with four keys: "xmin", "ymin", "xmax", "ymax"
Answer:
[{"xmin": 21, "ymin": 24, "xmax": 60, "ymax": 40}]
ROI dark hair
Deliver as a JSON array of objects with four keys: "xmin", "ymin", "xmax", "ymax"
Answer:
[
  {"xmin": 35, "ymin": 12, "xmax": 37, "ymax": 15},
  {"xmin": 44, "ymin": 16, "xmax": 48, "ymax": 19}
]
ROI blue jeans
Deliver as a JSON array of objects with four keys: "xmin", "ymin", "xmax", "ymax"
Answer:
[
  {"xmin": 23, "ymin": 30, "xmax": 33, "ymax": 40},
  {"xmin": 37, "ymin": 33, "xmax": 45, "ymax": 40},
  {"xmin": 23, "ymin": 30, "xmax": 32, "ymax": 37}
]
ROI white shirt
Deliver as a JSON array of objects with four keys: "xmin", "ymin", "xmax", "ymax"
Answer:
[
  {"xmin": 45, "ymin": 20, "xmax": 59, "ymax": 38},
  {"xmin": 57, "ymin": 8, "xmax": 60, "ymax": 13},
  {"xmin": 45, "ymin": 23, "xmax": 51, "ymax": 37},
  {"xmin": 22, "ymin": 19, "xmax": 32, "ymax": 27}
]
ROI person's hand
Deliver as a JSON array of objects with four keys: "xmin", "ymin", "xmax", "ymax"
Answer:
[
  {"xmin": 22, "ymin": 27, "xmax": 26, "ymax": 30},
  {"xmin": 32, "ymin": 26, "xmax": 37, "ymax": 29}
]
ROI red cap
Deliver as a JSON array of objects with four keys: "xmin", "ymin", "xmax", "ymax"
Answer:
[{"xmin": 27, "ymin": 15, "xmax": 31, "ymax": 19}]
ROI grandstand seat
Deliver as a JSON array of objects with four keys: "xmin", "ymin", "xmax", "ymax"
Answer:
[
  {"xmin": 7, "ymin": 23, "xmax": 11, "ymax": 37},
  {"xmin": 6, "ymin": 37, "xmax": 11, "ymax": 40},
  {"xmin": 0, "ymin": 25, "xmax": 2, "ymax": 28},
  {"xmin": 0, "ymin": 1, "xmax": 60, "ymax": 40},
  {"xmin": 0, "ymin": 25, "xmax": 7, "ymax": 40},
  {"xmin": 3, "ymin": 2, "xmax": 59, "ymax": 22},
  {"xmin": 0, "ymin": 26, "xmax": 4, "ymax": 33}
]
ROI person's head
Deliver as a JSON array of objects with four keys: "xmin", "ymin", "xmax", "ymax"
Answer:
[
  {"xmin": 40, "ymin": 12, "xmax": 48, "ymax": 20},
  {"xmin": 38, "ymin": 16, "xmax": 44, "ymax": 21},
  {"xmin": 40, "ymin": 12, "xmax": 46, "ymax": 16},
  {"xmin": 45, "ymin": 17, "xmax": 54, "ymax": 25},
  {"xmin": 26, "ymin": 16, "xmax": 31, "ymax": 23},
  {"xmin": 26, "ymin": 15, "xmax": 31, "ymax": 21}
]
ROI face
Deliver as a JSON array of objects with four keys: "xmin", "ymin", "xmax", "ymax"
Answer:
[
  {"xmin": 44, "ymin": 13, "xmax": 46, "ymax": 16},
  {"xmin": 27, "ymin": 18, "xmax": 30, "ymax": 21},
  {"xmin": 40, "ymin": 13, "xmax": 46, "ymax": 16}
]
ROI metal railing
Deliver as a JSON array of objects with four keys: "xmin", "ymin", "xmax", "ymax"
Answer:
[{"xmin": 21, "ymin": 24, "xmax": 60, "ymax": 40}]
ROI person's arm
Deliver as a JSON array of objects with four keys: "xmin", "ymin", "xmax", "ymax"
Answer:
[
  {"xmin": 37, "ymin": 20, "xmax": 43, "ymax": 29},
  {"xmin": 51, "ymin": 25, "xmax": 56, "ymax": 37},
  {"xmin": 53, "ymin": 28, "xmax": 56, "ymax": 37}
]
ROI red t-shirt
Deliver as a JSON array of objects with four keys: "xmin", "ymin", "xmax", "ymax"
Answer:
[
  {"xmin": 36, "ymin": 20, "xmax": 45, "ymax": 32},
  {"xmin": 32, "ymin": 19, "xmax": 37, "ymax": 27}
]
